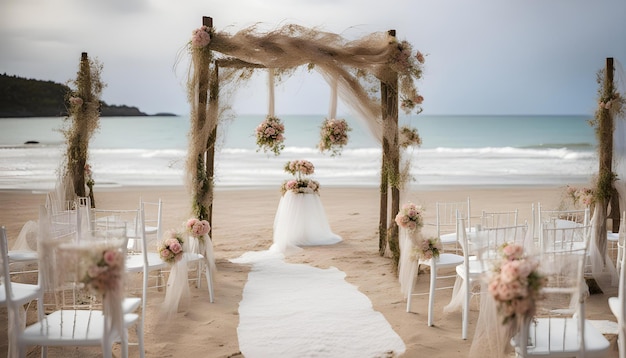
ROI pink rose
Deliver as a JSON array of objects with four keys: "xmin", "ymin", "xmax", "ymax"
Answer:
[
  {"xmin": 160, "ymin": 249, "xmax": 172, "ymax": 259},
  {"xmin": 502, "ymin": 243, "xmax": 524, "ymax": 261},
  {"xmin": 169, "ymin": 241, "xmax": 182, "ymax": 254},
  {"xmin": 103, "ymin": 250, "xmax": 119, "ymax": 266}
]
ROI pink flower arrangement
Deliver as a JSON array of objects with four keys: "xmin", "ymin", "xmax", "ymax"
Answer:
[
  {"xmin": 389, "ymin": 40, "xmax": 423, "ymax": 79},
  {"xmin": 284, "ymin": 160, "xmax": 315, "ymax": 178},
  {"xmin": 488, "ymin": 243, "xmax": 545, "ymax": 328},
  {"xmin": 255, "ymin": 116, "xmax": 285, "ymax": 155},
  {"xmin": 566, "ymin": 185, "xmax": 595, "ymax": 208},
  {"xmin": 394, "ymin": 202, "xmax": 424, "ymax": 231},
  {"xmin": 280, "ymin": 178, "xmax": 320, "ymax": 196},
  {"xmin": 186, "ymin": 218, "xmax": 210, "ymax": 237},
  {"xmin": 191, "ymin": 25, "xmax": 211, "ymax": 48},
  {"xmin": 318, "ymin": 118, "xmax": 351, "ymax": 156},
  {"xmin": 411, "ymin": 237, "xmax": 442, "ymax": 261},
  {"xmin": 158, "ymin": 230, "xmax": 184, "ymax": 264},
  {"xmin": 82, "ymin": 248, "xmax": 124, "ymax": 296}
]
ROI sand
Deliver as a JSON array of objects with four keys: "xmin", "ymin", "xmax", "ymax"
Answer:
[{"xmin": 0, "ymin": 185, "xmax": 620, "ymax": 357}]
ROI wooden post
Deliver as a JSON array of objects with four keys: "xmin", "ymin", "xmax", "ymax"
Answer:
[
  {"xmin": 379, "ymin": 30, "xmax": 401, "ymax": 268},
  {"xmin": 206, "ymin": 61, "xmax": 218, "ymax": 237},
  {"xmin": 72, "ymin": 52, "xmax": 91, "ymax": 199},
  {"xmin": 596, "ymin": 57, "xmax": 615, "ymax": 261}
]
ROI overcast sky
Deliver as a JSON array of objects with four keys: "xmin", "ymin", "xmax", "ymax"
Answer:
[{"xmin": 1, "ymin": 0, "xmax": 625, "ymax": 116}]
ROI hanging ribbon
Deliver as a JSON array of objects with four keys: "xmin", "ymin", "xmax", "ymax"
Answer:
[
  {"xmin": 329, "ymin": 77, "xmax": 338, "ymax": 120},
  {"xmin": 268, "ymin": 68, "xmax": 275, "ymax": 117}
]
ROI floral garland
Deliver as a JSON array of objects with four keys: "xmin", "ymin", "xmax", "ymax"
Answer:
[
  {"xmin": 81, "ymin": 248, "xmax": 124, "ymax": 297},
  {"xmin": 158, "ymin": 230, "xmax": 184, "ymax": 264},
  {"xmin": 394, "ymin": 202, "xmax": 424, "ymax": 231},
  {"xmin": 318, "ymin": 118, "xmax": 351, "ymax": 156},
  {"xmin": 488, "ymin": 243, "xmax": 545, "ymax": 333},
  {"xmin": 256, "ymin": 115, "xmax": 285, "ymax": 156},
  {"xmin": 390, "ymin": 40, "xmax": 426, "ymax": 115},
  {"xmin": 280, "ymin": 178, "xmax": 320, "ymax": 195},
  {"xmin": 399, "ymin": 126, "xmax": 422, "ymax": 149}
]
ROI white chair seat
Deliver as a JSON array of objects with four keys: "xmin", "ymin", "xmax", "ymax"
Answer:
[
  {"xmin": 608, "ymin": 232, "xmax": 620, "ymax": 243},
  {"xmin": 126, "ymin": 252, "xmax": 168, "ymax": 273},
  {"xmin": 123, "ymin": 297, "xmax": 142, "ymax": 314},
  {"xmin": 20, "ymin": 310, "xmax": 139, "ymax": 346},
  {"xmin": 421, "ymin": 253, "xmax": 464, "ymax": 268},
  {"xmin": 523, "ymin": 317, "xmax": 611, "ymax": 357},
  {"xmin": 7, "ymin": 250, "xmax": 38, "ymax": 262},
  {"xmin": 454, "ymin": 257, "xmax": 483, "ymax": 278},
  {"xmin": 609, "ymin": 296, "xmax": 620, "ymax": 317},
  {"xmin": 0, "ymin": 282, "xmax": 40, "ymax": 305}
]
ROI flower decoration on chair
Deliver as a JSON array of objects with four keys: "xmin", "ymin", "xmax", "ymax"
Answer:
[
  {"xmin": 565, "ymin": 185, "xmax": 595, "ymax": 208},
  {"xmin": 318, "ymin": 118, "xmax": 351, "ymax": 156},
  {"xmin": 394, "ymin": 202, "xmax": 424, "ymax": 231},
  {"xmin": 488, "ymin": 242, "xmax": 545, "ymax": 332},
  {"xmin": 186, "ymin": 217, "xmax": 211, "ymax": 243},
  {"xmin": 255, "ymin": 115, "xmax": 285, "ymax": 156},
  {"xmin": 82, "ymin": 248, "xmax": 124, "ymax": 297},
  {"xmin": 158, "ymin": 230, "xmax": 185, "ymax": 264},
  {"xmin": 411, "ymin": 237, "xmax": 442, "ymax": 261}
]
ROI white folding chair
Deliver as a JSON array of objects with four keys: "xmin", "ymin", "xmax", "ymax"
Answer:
[
  {"xmin": 1, "ymin": 226, "xmax": 42, "ymax": 358},
  {"xmin": 447, "ymin": 214, "xmax": 529, "ymax": 339},
  {"xmin": 512, "ymin": 221, "xmax": 610, "ymax": 357},
  {"xmin": 480, "ymin": 209, "xmax": 518, "ymax": 228},
  {"xmin": 138, "ymin": 197, "xmax": 162, "ymax": 250},
  {"xmin": 15, "ymin": 213, "xmax": 141, "ymax": 358},
  {"xmin": 407, "ymin": 208, "xmax": 464, "ymax": 327},
  {"xmin": 430, "ymin": 197, "xmax": 471, "ymax": 253},
  {"xmin": 609, "ymin": 210, "xmax": 626, "ymax": 358}
]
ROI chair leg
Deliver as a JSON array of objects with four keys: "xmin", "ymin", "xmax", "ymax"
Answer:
[
  {"xmin": 406, "ymin": 261, "xmax": 417, "ymax": 312},
  {"xmin": 121, "ymin": 329, "xmax": 129, "ymax": 358},
  {"xmin": 462, "ymin": 277, "xmax": 469, "ymax": 340},
  {"xmin": 136, "ymin": 322, "xmax": 145, "ymax": 358},
  {"xmin": 428, "ymin": 261, "xmax": 436, "ymax": 327},
  {"xmin": 205, "ymin": 262, "xmax": 214, "ymax": 303}
]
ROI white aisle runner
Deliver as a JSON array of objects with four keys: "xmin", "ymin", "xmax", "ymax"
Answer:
[{"xmin": 231, "ymin": 251, "xmax": 406, "ymax": 358}]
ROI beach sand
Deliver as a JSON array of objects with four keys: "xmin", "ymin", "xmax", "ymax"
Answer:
[{"xmin": 0, "ymin": 185, "xmax": 619, "ymax": 357}]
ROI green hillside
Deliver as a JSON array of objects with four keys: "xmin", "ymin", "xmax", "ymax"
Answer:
[{"xmin": 0, "ymin": 73, "xmax": 149, "ymax": 117}]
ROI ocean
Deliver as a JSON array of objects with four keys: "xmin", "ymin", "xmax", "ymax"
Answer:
[{"xmin": 0, "ymin": 114, "xmax": 598, "ymax": 191}]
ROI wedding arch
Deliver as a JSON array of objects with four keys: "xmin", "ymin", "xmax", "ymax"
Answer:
[{"xmin": 185, "ymin": 16, "xmax": 425, "ymax": 264}]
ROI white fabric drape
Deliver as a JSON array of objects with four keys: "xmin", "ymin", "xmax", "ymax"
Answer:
[
  {"xmin": 161, "ymin": 255, "xmax": 190, "ymax": 318},
  {"xmin": 398, "ymin": 228, "xmax": 417, "ymax": 298},
  {"xmin": 270, "ymin": 191, "xmax": 342, "ymax": 254}
]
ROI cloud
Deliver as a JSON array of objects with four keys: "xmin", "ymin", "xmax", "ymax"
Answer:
[{"xmin": 1, "ymin": 0, "xmax": 625, "ymax": 115}]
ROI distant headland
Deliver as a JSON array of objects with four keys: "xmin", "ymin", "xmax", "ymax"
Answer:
[{"xmin": 0, "ymin": 73, "xmax": 177, "ymax": 118}]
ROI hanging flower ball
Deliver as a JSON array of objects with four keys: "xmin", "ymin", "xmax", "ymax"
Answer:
[
  {"xmin": 255, "ymin": 116, "xmax": 285, "ymax": 156},
  {"xmin": 318, "ymin": 118, "xmax": 351, "ymax": 156}
]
